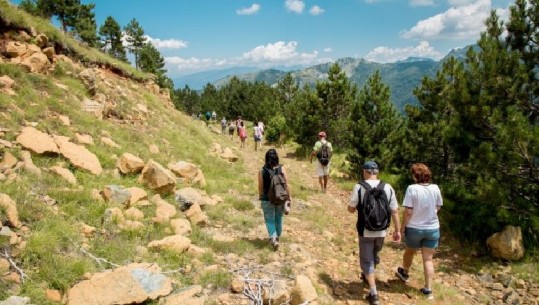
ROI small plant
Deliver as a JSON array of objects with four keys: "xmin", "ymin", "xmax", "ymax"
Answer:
[{"xmin": 198, "ymin": 270, "xmax": 231, "ymax": 289}]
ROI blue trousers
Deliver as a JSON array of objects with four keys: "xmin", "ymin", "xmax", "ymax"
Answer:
[{"xmin": 261, "ymin": 200, "xmax": 284, "ymax": 238}]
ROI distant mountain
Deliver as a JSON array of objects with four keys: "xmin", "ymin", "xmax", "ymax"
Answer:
[
  {"xmin": 173, "ymin": 66, "xmax": 260, "ymax": 90},
  {"xmin": 177, "ymin": 45, "xmax": 477, "ymax": 111}
]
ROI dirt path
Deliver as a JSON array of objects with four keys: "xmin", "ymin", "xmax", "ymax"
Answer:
[{"xmin": 221, "ymin": 137, "xmax": 514, "ymax": 305}]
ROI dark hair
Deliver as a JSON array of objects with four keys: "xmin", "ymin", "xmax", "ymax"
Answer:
[
  {"xmin": 264, "ymin": 149, "xmax": 279, "ymax": 168},
  {"xmin": 411, "ymin": 163, "xmax": 432, "ymax": 183}
]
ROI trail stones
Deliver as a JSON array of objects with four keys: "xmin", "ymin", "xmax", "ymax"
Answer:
[
  {"xmin": 117, "ymin": 153, "xmax": 144, "ymax": 174},
  {"xmin": 147, "ymin": 235, "xmax": 191, "ymax": 254},
  {"xmin": 50, "ymin": 166, "xmax": 77, "ymax": 185},
  {"xmin": 54, "ymin": 136, "xmax": 102, "ymax": 175},
  {"xmin": 66, "ymin": 263, "xmax": 172, "ymax": 305},
  {"xmin": 290, "ymin": 275, "xmax": 317, "ymax": 305},
  {"xmin": 16, "ymin": 126, "xmax": 58, "ymax": 154},
  {"xmin": 486, "ymin": 226, "xmax": 525, "ymax": 261},
  {"xmin": 0, "ymin": 193, "xmax": 21, "ymax": 228},
  {"xmin": 138, "ymin": 160, "xmax": 176, "ymax": 194}
]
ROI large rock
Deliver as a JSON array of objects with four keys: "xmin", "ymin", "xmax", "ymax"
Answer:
[
  {"xmin": 168, "ymin": 161, "xmax": 207, "ymax": 187},
  {"xmin": 0, "ymin": 152, "xmax": 17, "ymax": 170},
  {"xmin": 5, "ymin": 41, "xmax": 27, "ymax": 58},
  {"xmin": 147, "ymin": 235, "xmax": 191, "ymax": 254},
  {"xmin": 138, "ymin": 160, "xmax": 176, "ymax": 194},
  {"xmin": 0, "ymin": 296, "xmax": 36, "ymax": 305},
  {"xmin": 290, "ymin": 275, "xmax": 317, "ymax": 305},
  {"xmin": 160, "ymin": 285, "xmax": 204, "ymax": 305},
  {"xmin": 220, "ymin": 147, "xmax": 239, "ymax": 162},
  {"xmin": 0, "ymin": 193, "xmax": 21, "ymax": 228},
  {"xmin": 101, "ymin": 185, "xmax": 131, "ymax": 205},
  {"xmin": 152, "ymin": 195, "xmax": 177, "ymax": 224},
  {"xmin": 127, "ymin": 187, "xmax": 147, "ymax": 205},
  {"xmin": 185, "ymin": 203, "xmax": 208, "ymax": 227},
  {"xmin": 20, "ymin": 150, "xmax": 41, "ymax": 175},
  {"xmin": 75, "ymin": 133, "xmax": 94, "ymax": 145},
  {"xmin": 486, "ymin": 225, "xmax": 525, "ymax": 261},
  {"xmin": 116, "ymin": 153, "xmax": 144, "ymax": 174},
  {"xmin": 82, "ymin": 97, "xmax": 104, "ymax": 119},
  {"xmin": 50, "ymin": 166, "xmax": 77, "ymax": 185},
  {"xmin": 78, "ymin": 68, "xmax": 98, "ymax": 95},
  {"xmin": 170, "ymin": 218, "xmax": 192, "ymax": 236},
  {"xmin": 35, "ymin": 33, "xmax": 48, "ymax": 48},
  {"xmin": 175, "ymin": 187, "xmax": 209, "ymax": 208},
  {"xmin": 66, "ymin": 263, "xmax": 173, "ymax": 305},
  {"xmin": 54, "ymin": 136, "xmax": 102, "ymax": 175},
  {"xmin": 264, "ymin": 279, "xmax": 290, "ymax": 304},
  {"xmin": 16, "ymin": 126, "xmax": 59, "ymax": 154},
  {"xmin": 0, "ymin": 75, "xmax": 15, "ymax": 89},
  {"xmin": 20, "ymin": 52, "xmax": 49, "ymax": 73}
]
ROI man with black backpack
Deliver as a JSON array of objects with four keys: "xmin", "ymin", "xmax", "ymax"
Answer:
[
  {"xmin": 310, "ymin": 131, "xmax": 332, "ymax": 192},
  {"xmin": 347, "ymin": 161, "xmax": 401, "ymax": 305}
]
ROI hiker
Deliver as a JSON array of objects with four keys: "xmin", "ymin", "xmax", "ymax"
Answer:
[
  {"xmin": 396, "ymin": 163, "xmax": 443, "ymax": 300},
  {"xmin": 348, "ymin": 161, "xmax": 401, "ymax": 305},
  {"xmin": 220, "ymin": 117, "xmax": 227, "ymax": 135},
  {"xmin": 258, "ymin": 149, "xmax": 291, "ymax": 250},
  {"xmin": 239, "ymin": 121, "xmax": 247, "ymax": 148},
  {"xmin": 235, "ymin": 116, "xmax": 243, "ymax": 141},
  {"xmin": 228, "ymin": 121, "xmax": 236, "ymax": 140},
  {"xmin": 309, "ymin": 131, "xmax": 333, "ymax": 192},
  {"xmin": 211, "ymin": 110, "xmax": 217, "ymax": 121},
  {"xmin": 205, "ymin": 111, "xmax": 211, "ymax": 121},
  {"xmin": 253, "ymin": 123, "xmax": 262, "ymax": 151}
]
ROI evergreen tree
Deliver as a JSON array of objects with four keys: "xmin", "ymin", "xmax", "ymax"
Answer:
[
  {"xmin": 347, "ymin": 70, "xmax": 403, "ymax": 175},
  {"xmin": 73, "ymin": 3, "xmax": 99, "ymax": 46},
  {"xmin": 138, "ymin": 42, "xmax": 173, "ymax": 90},
  {"xmin": 124, "ymin": 18, "xmax": 147, "ymax": 70},
  {"xmin": 99, "ymin": 16, "xmax": 127, "ymax": 62},
  {"xmin": 315, "ymin": 63, "xmax": 356, "ymax": 148}
]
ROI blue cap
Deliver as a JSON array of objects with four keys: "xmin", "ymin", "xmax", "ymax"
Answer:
[{"xmin": 363, "ymin": 161, "xmax": 379, "ymax": 170}]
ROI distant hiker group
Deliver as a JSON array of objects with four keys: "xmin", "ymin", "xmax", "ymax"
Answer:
[{"xmin": 254, "ymin": 129, "xmax": 442, "ymax": 305}]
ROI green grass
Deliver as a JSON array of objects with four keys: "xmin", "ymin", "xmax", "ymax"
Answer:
[{"xmin": 198, "ymin": 270, "xmax": 231, "ymax": 289}]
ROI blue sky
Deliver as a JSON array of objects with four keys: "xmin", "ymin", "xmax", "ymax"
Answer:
[{"xmin": 12, "ymin": 0, "xmax": 513, "ymax": 76}]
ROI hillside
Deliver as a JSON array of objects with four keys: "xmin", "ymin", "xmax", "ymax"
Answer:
[{"xmin": 1, "ymin": 3, "xmax": 538, "ymax": 305}]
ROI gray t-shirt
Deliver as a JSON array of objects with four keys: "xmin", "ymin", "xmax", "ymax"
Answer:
[
  {"xmin": 403, "ymin": 184, "xmax": 443, "ymax": 230},
  {"xmin": 349, "ymin": 180, "xmax": 399, "ymax": 237}
]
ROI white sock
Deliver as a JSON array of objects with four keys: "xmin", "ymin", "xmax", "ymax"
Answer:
[{"xmin": 370, "ymin": 287, "xmax": 377, "ymax": 295}]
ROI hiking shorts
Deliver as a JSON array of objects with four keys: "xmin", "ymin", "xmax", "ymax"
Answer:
[
  {"xmin": 316, "ymin": 161, "xmax": 329, "ymax": 177},
  {"xmin": 404, "ymin": 227, "xmax": 440, "ymax": 249},
  {"xmin": 359, "ymin": 236, "xmax": 385, "ymax": 275}
]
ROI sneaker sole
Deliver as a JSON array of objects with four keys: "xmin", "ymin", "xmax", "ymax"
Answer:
[{"xmin": 395, "ymin": 271, "xmax": 409, "ymax": 283}]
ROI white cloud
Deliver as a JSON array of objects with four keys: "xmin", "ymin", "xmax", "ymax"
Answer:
[
  {"xmin": 323, "ymin": 47, "xmax": 332, "ymax": 52},
  {"xmin": 401, "ymin": 0, "xmax": 493, "ymax": 40},
  {"xmin": 144, "ymin": 35, "xmax": 188, "ymax": 49},
  {"xmin": 237, "ymin": 4, "xmax": 261, "ymax": 15},
  {"xmin": 285, "ymin": 0, "xmax": 304, "ymax": 13},
  {"xmin": 364, "ymin": 41, "xmax": 443, "ymax": 63},
  {"xmin": 309, "ymin": 5, "xmax": 324, "ymax": 15},
  {"xmin": 448, "ymin": 0, "xmax": 476, "ymax": 6},
  {"xmin": 410, "ymin": 0, "xmax": 435, "ymax": 6},
  {"xmin": 164, "ymin": 41, "xmax": 332, "ymax": 75}
]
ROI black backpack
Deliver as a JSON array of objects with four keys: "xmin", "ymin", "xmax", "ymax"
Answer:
[
  {"xmin": 265, "ymin": 166, "xmax": 290, "ymax": 206},
  {"xmin": 317, "ymin": 142, "xmax": 331, "ymax": 166},
  {"xmin": 357, "ymin": 181, "xmax": 391, "ymax": 234}
]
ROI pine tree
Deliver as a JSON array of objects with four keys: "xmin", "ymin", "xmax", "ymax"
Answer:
[
  {"xmin": 124, "ymin": 18, "xmax": 147, "ymax": 70},
  {"xmin": 347, "ymin": 70, "xmax": 403, "ymax": 175},
  {"xmin": 73, "ymin": 3, "xmax": 98, "ymax": 46},
  {"xmin": 99, "ymin": 16, "xmax": 128, "ymax": 62}
]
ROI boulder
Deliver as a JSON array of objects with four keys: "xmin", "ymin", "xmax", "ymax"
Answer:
[
  {"xmin": 124, "ymin": 207, "xmax": 144, "ymax": 221},
  {"xmin": 175, "ymin": 187, "xmax": 209, "ymax": 208},
  {"xmin": 20, "ymin": 52, "xmax": 49, "ymax": 73},
  {"xmin": 138, "ymin": 160, "xmax": 176, "ymax": 194},
  {"xmin": 100, "ymin": 137, "xmax": 120, "ymax": 148},
  {"xmin": 116, "ymin": 153, "xmax": 144, "ymax": 174},
  {"xmin": 18, "ymin": 30, "xmax": 32, "ymax": 42},
  {"xmin": 35, "ymin": 33, "xmax": 48, "ymax": 48},
  {"xmin": 42, "ymin": 47, "xmax": 55, "ymax": 60},
  {"xmin": 160, "ymin": 285, "xmax": 204, "ymax": 305},
  {"xmin": 0, "ymin": 296, "xmax": 36, "ymax": 305},
  {"xmin": 168, "ymin": 161, "xmax": 207, "ymax": 187},
  {"xmin": 147, "ymin": 235, "xmax": 191, "ymax": 254},
  {"xmin": 220, "ymin": 147, "xmax": 239, "ymax": 162},
  {"xmin": 57, "ymin": 115, "xmax": 70, "ymax": 126},
  {"xmin": 5, "ymin": 41, "xmax": 27, "ymax": 58},
  {"xmin": 0, "ymin": 75, "xmax": 15, "ymax": 89},
  {"xmin": 290, "ymin": 275, "xmax": 317, "ymax": 305},
  {"xmin": 0, "ymin": 152, "xmax": 18, "ymax": 171},
  {"xmin": 119, "ymin": 220, "xmax": 144, "ymax": 231},
  {"xmin": 101, "ymin": 185, "xmax": 131, "ymax": 205},
  {"xmin": 486, "ymin": 225, "xmax": 525, "ymax": 261},
  {"xmin": 20, "ymin": 150, "xmax": 41, "ymax": 176},
  {"xmin": 0, "ymin": 193, "xmax": 21, "ymax": 228},
  {"xmin": 185, "ymin": 203, "xmax": 208, "ymax": 227},
  {"xmin": 50, "ymin": 166, "xmax": 77, "ymax": 185},
  {"xmin": 127, "ymin": 187, "xmax": 147, "ymax": 205},
  {"xmin": 78, "ymin": 68, "xmax": 98, "ymax": 95},
  {"xmin": 104, "ymin": 208, "xmax": 125, "ymax": 224},
  {"xmin": 45, "ymin": 289, "xmax": 62, "ymax": 303},
  {"xmin": 152, "ymin": 195, "xmax": 177, "ymax": 224},
  {"xmin": 170, "ymin": 218, "xmax": 192, "ymax": 236},
  {"xmin": 75, "ymin": 133, "xmax": 94, "ymax": 145},
  {"xmin": 66, "ymin": 263, "xmax": 172, "ymax": 305},
  {"xmin": 82, "ymin": 97, "xmax": 104, "ymax": 119},
  {"xmin": 264, "ymin": 279, "xmax": 290, "ymax": 304},
  {"xmin": 16, "ymin": 126, "xmax": 59, "ymax": 154},
  {"xmin": 54, "ymin": 136, "xmax": 102, "ymax": 175}
]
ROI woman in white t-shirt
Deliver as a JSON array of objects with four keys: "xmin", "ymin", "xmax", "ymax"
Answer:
[{"xmin": 396, "ymin": 163, "xmax": 443, "ymax": 300}]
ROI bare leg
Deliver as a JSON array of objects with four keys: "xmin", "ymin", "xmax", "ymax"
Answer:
[
  {"xmin": 366, "ymin": 272, "xmax": 376, "ymax": 291},
  {"xmin": 323, "ymin": 175, "xmax": 328, "ymax": 190},
  {"xmin": 402, "ymin": 247, "xmax": 416, "ymax": 272},
  {"xmin": 421, "ymin": 248, "xmax": 436, "ymax": 290},
  {"xmin": 318, "ymin": 176, "xmax": 324, "ymax": 190}
]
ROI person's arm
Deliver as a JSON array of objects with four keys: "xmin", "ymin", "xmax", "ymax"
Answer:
[
  {"xmin": 258, "ymin": 170, "xmax": 264, "ymax": 200},
  {"xmin": 391, "ymin": 209, "xmax": 401, "ymax": 242},
  {"xmin": 401, "ymin": 207, "xmax": 413, "ymax": 234},
  {"xmin": 281, "ymin": 166, "xmax": 292, "ymax": 201},
  {"xmin": 348, "ymin": 185, "xmax": 359, "ymax": 213}
]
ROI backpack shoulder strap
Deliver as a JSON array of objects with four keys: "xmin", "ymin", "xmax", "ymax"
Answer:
[
  {"xmin": 359, "ymin": 180, "xmax": 372, "ymax": 190},
  {"xmin": 376, "ymin": 181, "xmax": 386, "ymax": 191}
]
